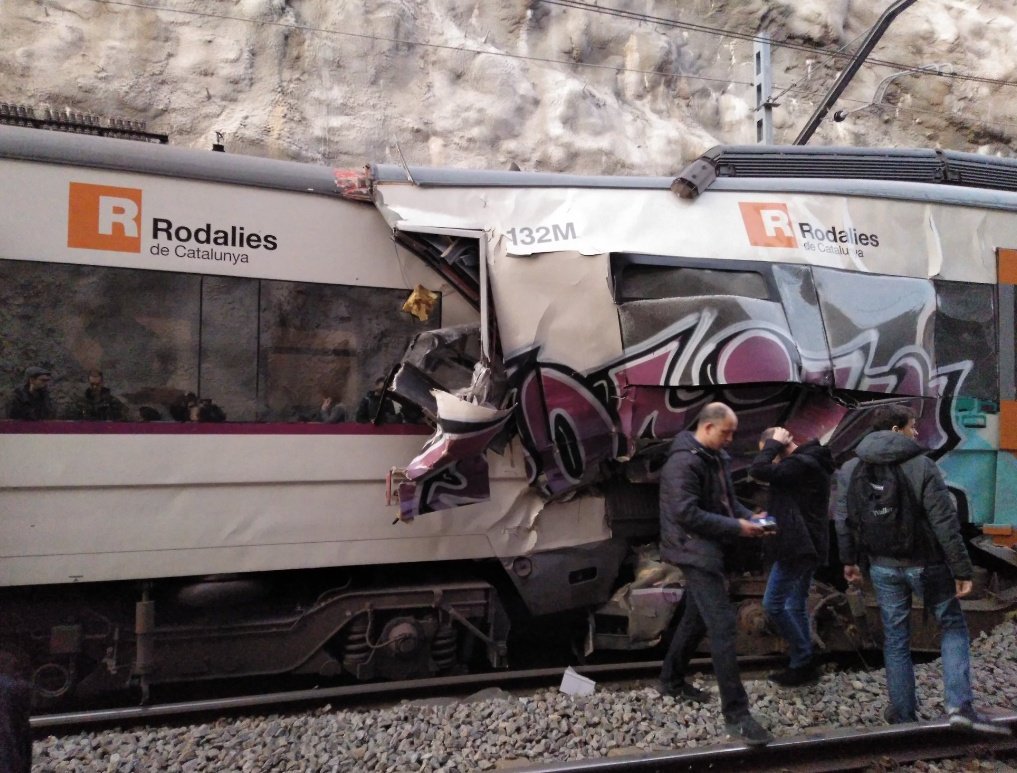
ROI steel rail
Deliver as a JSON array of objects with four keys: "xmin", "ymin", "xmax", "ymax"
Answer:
[
  {"xmin": 516, "ymin": 714, "xmax": 1017, "ymax": 772},
  {"xmin": 30, "ymin": 656, "xmax": 783, "ymax": 733}
]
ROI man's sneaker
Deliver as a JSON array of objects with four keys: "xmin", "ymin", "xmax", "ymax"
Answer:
[
  {"xmin": 724, "ymin": 714, "xmax": 774, "ymax": 747},
  {"xmin": 948, "ymin": 705, "xmax": 1014, "ymax": 737},
  {"xmin": 768, "ymin": 663, "xmax": 818, "ymax": 687},
  {"xmin": 657, "ymin": 681, "xmax": 709, "ymax": 703}
]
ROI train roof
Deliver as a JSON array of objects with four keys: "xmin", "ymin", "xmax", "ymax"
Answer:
[
  {"xmin": 373, "ymin": 145, "xmax": 1017, "ymax": 191},
  {"xmin": 5, "ymin": 124, "xmax": 1017, "ymax": 210},
  {"xmin": 0, "ymin": 124, "xmax": 343, "ymax": 197},
  {"xmin": 372, "ymin": 145, "xmax": 1017, "ymax": 211}
]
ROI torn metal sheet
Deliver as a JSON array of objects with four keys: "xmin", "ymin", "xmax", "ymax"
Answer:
[
  {"xmin": 395, "ymin": 391, "xmax": 513, "ymax": 521},
  {"xmin": 391, "ymin": 324, "xmax": 489, "ymax": 418}
]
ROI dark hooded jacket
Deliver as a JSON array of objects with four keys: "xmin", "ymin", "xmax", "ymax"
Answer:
[
  {"xmin": 7, "ymin": 385, "xmax": 54, "ymax": 421},
  {"xmin": 749, "ymin": 439, "xmax": 835, "ymax": 566},
  {"xmin": 833, "ymin": 430, "xmax": 972, "ymax": 580},
  {"xmin": 659, "ymin": 430, "xmax": 753, "ymax": 573}
]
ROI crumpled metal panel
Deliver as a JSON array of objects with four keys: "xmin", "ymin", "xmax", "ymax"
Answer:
[
  {"xmin": 772, "ymin": 264, "xmax": 834, "ymax": 386},
  {"xmin": 390, "ymin": 324, "xmax": 490, "ymax": 420},
  {"xmin": 516, "ymin": 361, "xmax": 620, "ymax": 496},
  {"xmin": 388, "ymin": 253, "xmax": 983, "ymax": 520},
  {"xmin": 396, "ymin": 391, "xmax": 513, "ymax": 520},
  {"xmin": 812, "ymin": 268, "xmax": 938, "ymax": 395},
  {"xmin": 617, "ymin": 298, "xmax": 800, "ymax": 386}
]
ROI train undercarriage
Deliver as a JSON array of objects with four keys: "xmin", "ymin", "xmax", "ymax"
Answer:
[{"xmin": 4, "ymin": 524, "xmax": 1016, "ymax": 709}]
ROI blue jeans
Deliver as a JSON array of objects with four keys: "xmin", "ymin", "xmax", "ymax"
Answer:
[
  {"xmin": 763, "ymin": 560, "xmax": 815, "ymax": 668},
  {"xmin": 868, "ymin": 563, "xmax": 973, "ymax": 722}
]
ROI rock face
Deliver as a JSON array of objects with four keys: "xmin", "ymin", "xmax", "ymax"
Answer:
[{"xmin": 2, "ymin": 0, "xmax": 1015, "ymax": 173}]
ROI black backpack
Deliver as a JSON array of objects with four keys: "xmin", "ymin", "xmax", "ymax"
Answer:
[{"xmin": 846, "ymin": 461, "xmax": 919, "ymax": 558}]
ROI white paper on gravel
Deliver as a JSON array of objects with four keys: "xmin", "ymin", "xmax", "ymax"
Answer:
[{"xmin": 559, "ymin": 666, "xmax": 596, "ymax": 697}]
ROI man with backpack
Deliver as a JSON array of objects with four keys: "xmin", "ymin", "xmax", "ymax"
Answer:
[{"xmin": 835, "ymin": 404, "xmax": 1009, "ymax": 736}]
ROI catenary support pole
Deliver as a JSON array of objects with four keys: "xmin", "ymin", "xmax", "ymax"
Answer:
[{"xmin": 754, "ymin": 34, "xmax": 774, "ymax": 145}]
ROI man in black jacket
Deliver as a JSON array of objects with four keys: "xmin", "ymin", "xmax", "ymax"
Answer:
[
  {"xmin": 750, "ymin": 427, "xmax": 835, "ymax": 686},
  {"xmin": 7, "ymin": 366, "xmax": 54, "ymax": 420},
  {"xmin": 77, "ymin": 370, "xmax": 126, "ymax": 421},
  {"xmin": 835, "ymin": 404, "xmax": 1009, "ymax": 736},
  {"xmin": 658, "ymin": 402, "xmax": 773, "ymax": 747}
]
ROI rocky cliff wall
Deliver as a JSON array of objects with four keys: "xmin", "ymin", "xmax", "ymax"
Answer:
[{"xmin": 4, "ymin": 0, "xmax": 1015, "ymax": 173}]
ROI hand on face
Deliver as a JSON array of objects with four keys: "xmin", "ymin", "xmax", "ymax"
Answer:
[{"xmin": 771, "ymin": 427, "xmax": 793, "ymax": 446}]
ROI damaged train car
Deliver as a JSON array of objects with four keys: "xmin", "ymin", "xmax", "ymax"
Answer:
[
  {"xmin": 363, "ymin": 146, "xmax": 1017, "ymax": 655},
  {"xmin": 2, "ymin": 125, "xmax": 1017, "ymax": 706}
]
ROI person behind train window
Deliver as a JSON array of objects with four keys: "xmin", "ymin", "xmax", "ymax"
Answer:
[
  {"xmin": 195, "ymin": 397, "xmax": 226, "ymax": 422},
  {"xmin": 398, "ymin": 400, "xmax": 425, "ymax": 425},
  {"xmin": 749, "ymin": 426, "xmax": 834, "ymax": 687},
  {"xmin": 169, "ymin": 392, "xmax": 198, "ymax": 422},
  {"xmin": 7, "ymin": 365, "xmax": 54, "ymax": 420},
  {"xmin": 657, "ymin": 402, "xmax": 774, "ymax": 747},
  {"xmin": 319, "ymin": 396, "xmax": 347, "ymax": 423},
  {"xmin": 76, "ymin": 369, "xmax": 126, "ymax": 421},
  {"xmin": 835, "ymin": 404, "xmax": 1011, "ymax": 736},
  {"xmin": 355, "ymin": 378, "xmax": 401, "ymax": 424},
  {"xmin": 169, "ymin": 392, "xmax": 226, "ymax": 422}
]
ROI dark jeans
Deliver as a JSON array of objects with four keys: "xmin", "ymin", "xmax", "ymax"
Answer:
[
  {"xmin": 762, "ymin": 560, "xmax": 815, "ymax": 668},
  {"xmin": 0, "ymin": 676, "xmax": 32, "ymax": 773},
  {"xmin": 660, "ymin": 564, "xmax": 750, "ymax": 721},
  {"xmin": 869, "ymin": 563, "xmax": 973, "ymax": 722}
]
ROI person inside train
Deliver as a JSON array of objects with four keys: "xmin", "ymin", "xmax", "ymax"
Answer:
[
  {"xmin": 319, "ymin": 396, "xmax": 347, "ymax": 423},
  {"xmin": 74, "ymin": 369, "xmax": 126, "ymax": 421},
  {"xmin": 6, "ymin": 365, "xmax": 54, "ymax": 420},
  {"xmin": 169, "ymin": 392, "xmax": 226, "ymax": 422},
  {"xmin": 355, "ymin": 378, "xmax": 401, "ymax": 424}
]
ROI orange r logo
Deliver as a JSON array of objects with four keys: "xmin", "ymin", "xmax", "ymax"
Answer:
[
  {"xmin": 739, "ymin": 202, "xmax": 798, "ymax": 248},
  {"xmin": 67, "ymin": 182, "xmax": 142, "ymax": 253}
]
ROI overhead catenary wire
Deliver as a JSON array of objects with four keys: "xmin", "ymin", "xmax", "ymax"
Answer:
[{"xmin": 542, "ymin": 0, "xmax": 1017, "ymax": 90}]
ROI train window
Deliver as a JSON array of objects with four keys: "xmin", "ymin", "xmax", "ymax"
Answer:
[
  {"xmin": 614, "ymin": 263, "xmax": 770, "ymax": 304},
  {"xmin": 932, "ymin": 280, "xmax": 997, "ymax": 402},
  {"xmin": 257, "ymin": 281, "xmax": 441, "ymax": 421},
  {"xmin": 0, "ymin": 259, "xmax": 202, "ymax": 419},
  {"xmin": 0, "ymin": 259, "xmax": 441, "ymax": 423}
]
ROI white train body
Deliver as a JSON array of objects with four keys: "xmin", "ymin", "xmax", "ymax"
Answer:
[{"xmin": 0, "ymin": 127, "xmax": 608, "ymax": 591}]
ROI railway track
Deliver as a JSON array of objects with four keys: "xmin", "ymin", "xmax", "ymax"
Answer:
[
  {"xmin": 33, "ymin": 657, "xmax": 1016, "ymax": 772},
  {"xmin": 516, "ymin": 715, "xmax": 1017, "ymax": 772},
  {"xmin": 31, "ymin": 655, "xmax": 786, "ymax": 734}
]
